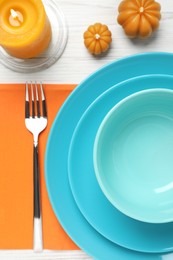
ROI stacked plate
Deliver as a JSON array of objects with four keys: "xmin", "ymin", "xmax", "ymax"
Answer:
[{"xmin": 45, "ymin": 52, "xmax": 173, "ymax": 259}]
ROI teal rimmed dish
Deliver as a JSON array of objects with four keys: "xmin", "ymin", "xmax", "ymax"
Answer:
[{"xmin": 45, "ymin": 52, "xmax": 173, "ymax": 260}]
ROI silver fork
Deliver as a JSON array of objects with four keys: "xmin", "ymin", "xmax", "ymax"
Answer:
[{"xmin": 25, "ymin": 82, "xmax": 47, "ymax": 252}]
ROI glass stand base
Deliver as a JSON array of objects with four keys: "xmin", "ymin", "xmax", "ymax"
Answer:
[{"xmin": 0, "ymin": 0, "xmax": 68, "ymax": 73}]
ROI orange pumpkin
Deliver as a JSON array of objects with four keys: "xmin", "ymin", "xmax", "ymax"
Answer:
[
  {"xmin": 117, "ymin": 0, "xmax": 161, "ymax": 38},
  {"xmin": 83, "ymin": 23, "xmax": 112, "ymax": 55}
]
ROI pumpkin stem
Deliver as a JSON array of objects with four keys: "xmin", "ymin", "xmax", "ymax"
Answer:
[
  {"xmin": 139, "ymin": 7, "xmax": 144, "ymax": 13},
  {"xmin": 95, "ymin": 33, "xmax": 100, "ymax": 40}
]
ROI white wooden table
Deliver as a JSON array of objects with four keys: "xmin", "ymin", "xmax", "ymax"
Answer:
[{"xmin": 0, "ymin": 0, "xmax": 173, "ymax": 259}]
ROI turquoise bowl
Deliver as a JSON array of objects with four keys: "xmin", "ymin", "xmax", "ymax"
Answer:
[{"xmin": 94, "ymin": 88, "xmax": 173, "ymax": 224}]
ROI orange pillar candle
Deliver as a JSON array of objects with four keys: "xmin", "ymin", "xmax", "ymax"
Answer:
[{"xmin": 0, "ymin": 0, "xmax": 52, "ymax": 59}]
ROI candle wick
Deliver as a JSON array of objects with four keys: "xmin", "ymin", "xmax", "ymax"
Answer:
[
  {"xmin": 9, "ymin": 9, "xmax": 23, "ymax": 27},
  {"xmin": 10, "ymin": 9, "xmax": 19, "ymax": 19}
]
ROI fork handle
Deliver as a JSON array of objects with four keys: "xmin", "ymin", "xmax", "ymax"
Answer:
[
  {"xmin": 33, "ymin": 144, "xmax": 43, "ymax": 252},
  {"xmin": 34, "ymin": 145, "xmax": 41, "ymax": 218}
]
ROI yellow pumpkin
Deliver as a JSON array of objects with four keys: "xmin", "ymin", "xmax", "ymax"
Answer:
[
  {"xmin": 83, "ymin": 23, "xmax": 112, "ymax": 55},
  {"xmin": 117, "ymin": 0, "xmax": 161, "ymax": 38}
]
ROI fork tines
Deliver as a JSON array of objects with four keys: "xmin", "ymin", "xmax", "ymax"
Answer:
[{"xmin": 25, "ymin": 82, "xmax": 47, "ymax": 119}]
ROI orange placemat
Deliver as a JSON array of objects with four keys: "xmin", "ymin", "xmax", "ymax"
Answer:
[{"xmin": 0, "ymin": 83, "xmax": 79, "ymax": 250}]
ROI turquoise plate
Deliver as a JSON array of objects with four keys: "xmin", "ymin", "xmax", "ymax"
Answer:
[
  {"xmin": 69, "ymin": 77, "xmax": 173, "ymax": 253},
  {"xmin": 45, "ymin": 53, "xmax": 173, "ymax": 259}
]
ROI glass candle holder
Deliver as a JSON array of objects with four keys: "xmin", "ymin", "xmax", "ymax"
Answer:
[{"xmin": 0, "ymin": 0, "xmax": 68, "ymax": 73}]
